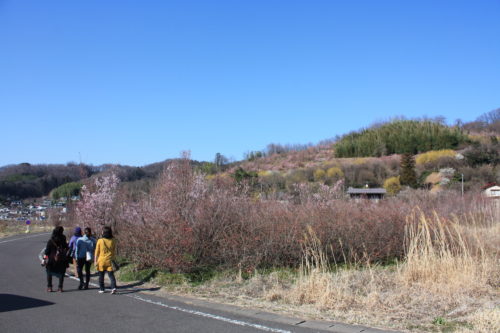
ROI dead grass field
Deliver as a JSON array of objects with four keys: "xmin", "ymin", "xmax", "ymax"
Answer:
[{"xmin": 0, "ymin": 220, "xmax": 52, "ymax": 238}]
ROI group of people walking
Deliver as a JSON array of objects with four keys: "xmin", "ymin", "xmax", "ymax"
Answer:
[{"xmin": 43, "ymin": 225, "xmax": 117, "ymax": 294}]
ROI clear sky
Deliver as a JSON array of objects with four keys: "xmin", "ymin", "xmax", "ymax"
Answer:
[{"xmin": 1, "ymin": 1, "xmax": 499, "ymax": 166}]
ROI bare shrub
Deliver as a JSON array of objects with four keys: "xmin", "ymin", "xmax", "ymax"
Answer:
[
  {"xmin": 117, "ymin": 162, "xmax": 409, "ymax": 272},
  {"xmin": 112, "ymin": 154, "xmax": 497, "ymax": 280},
  {"xmin": 117, "ymin": 156, "xmax": 198, "ymax": 271}
]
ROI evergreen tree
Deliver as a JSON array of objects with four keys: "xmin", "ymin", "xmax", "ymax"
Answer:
[
  {"xmin": 232, "ymin": 167, "xmax": 258, "ymax": 185},
  {"xmin": 400, "ymin": 153, "xmax": 418, "ymax": 188}
]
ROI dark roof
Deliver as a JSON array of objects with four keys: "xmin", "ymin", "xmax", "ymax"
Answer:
[
  {"xmin": 482, "ymin": 182, "xmax": 498, "ymax": 190},
  {"xmin": 347, "ymin": 187, "xmax": 386, "ymax": 194}
]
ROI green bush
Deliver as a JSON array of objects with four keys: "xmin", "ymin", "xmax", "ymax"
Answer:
[
  {"xmin": 335, "ymin": 120, "xmax": 469, "ymax": 158},
  {"xmin": 232, "ymin": 167, "xmax": 258, "ymax": 184},
  {"xmin": 51, "ymin": 182, "xmax": 82, "ymax": 200}
]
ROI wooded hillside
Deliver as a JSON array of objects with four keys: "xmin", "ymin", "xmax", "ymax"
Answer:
[{"xmin": 334, "ymin": 120, "xmax": 469, "ymax": 158}]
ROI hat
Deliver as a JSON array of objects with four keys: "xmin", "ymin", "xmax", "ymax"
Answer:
[{"xmin": 74, "ymin": 227, "xmax": 82, "ymax": 235}]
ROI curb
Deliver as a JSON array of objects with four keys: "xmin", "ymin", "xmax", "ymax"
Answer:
[{"xmin": 145, "ymin": 292, "xmax": 400, "ymax": 333}]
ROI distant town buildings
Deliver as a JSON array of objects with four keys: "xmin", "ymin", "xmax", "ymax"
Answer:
[{"xmin": 0, "ymin": 198, "xmax": 70, "ymax": 222}]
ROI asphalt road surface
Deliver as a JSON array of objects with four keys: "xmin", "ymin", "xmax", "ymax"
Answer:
[{"xmin": 0, "ymin": 233, "xmax": 393, "ymax": 333}]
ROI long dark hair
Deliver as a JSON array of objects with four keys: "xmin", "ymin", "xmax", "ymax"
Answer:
[
  {"xmin": 51, "ymin": 226, "xmax": 63, "ymax": 239},
  {"xmin": 102, "ymin": 226, "xmax": 113, "ymax": 239},
  {"xmin": 51, "ymin": 226, "xmax": 65, "ymax": 244}
]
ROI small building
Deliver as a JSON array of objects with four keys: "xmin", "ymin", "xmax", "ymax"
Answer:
[
  {"xmin": 347, "ymin": 187, "xmax": 386, "ymax": 201},
  {"xmin": 483, "ymin": 184, "xmax": 500, "ymax": 199}
]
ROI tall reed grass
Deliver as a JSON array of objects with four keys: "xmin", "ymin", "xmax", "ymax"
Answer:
[
  {"xmin": 400, "ymin": 209, "xmax": 497, "ymax": 295},
  {"xmin": 270, "ymin": 203, "xmax": 499, "ymax": 331}
]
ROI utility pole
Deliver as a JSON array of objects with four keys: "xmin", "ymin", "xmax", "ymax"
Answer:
[{"xmin": 461, "ymin": 173, "xmax": 464, "ymax": 197}]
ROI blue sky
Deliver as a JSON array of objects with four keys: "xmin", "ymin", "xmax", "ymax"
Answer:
[{"xmin": 1, "ymin": 1, "xmax": 499, "ymax": 166}]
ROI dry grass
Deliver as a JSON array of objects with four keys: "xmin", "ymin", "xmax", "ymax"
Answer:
[
  {"xmin": 400, "ymin": 210, "xmax": 496, "ymax": 294},
  {"xmin": 454, "ymin": 308, "xmax": 500, "ymax": 333},
  {"xmin": 153, "ymin": 203, "xmax": 499, "ymax": 332},
  {"xmin": 0, "ymin": 220, "xmax": 52, "ymax": 238},
  {"xmin": 275, "ymin": 208, "xmax": 499, "ymax": 331}
]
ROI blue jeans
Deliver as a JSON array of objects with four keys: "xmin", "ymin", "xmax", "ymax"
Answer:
[{"xmin": 98, "ymin": 270, "xmax": 116, "ymax": 291}]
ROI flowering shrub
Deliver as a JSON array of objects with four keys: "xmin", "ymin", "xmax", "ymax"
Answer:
[
  {"xmin": 88, "ymin": 156, "xmax": 492, "ymax": 274},
  {"xmin": 113, "ymin": 157, "xmax": 408, "ymax": 271},
  {"xmin": 384, "ymin": 176, "xmax": 401, "ymax": 195},
  {"xmin": 416, "ymin": 149, "xmax": 456, "ymax": 165},
  {"xmin": 75, "ymin": 173, "xmax": 120, "ymax": 235}
]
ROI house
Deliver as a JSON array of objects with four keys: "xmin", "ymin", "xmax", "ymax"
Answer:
[
  {"xmin": 483, "ymin": 183, "xmax": 500, "ymax": 199},
  {"xmin": 347, "ymin": 187, "xmax": 386, "ymax": 201}
]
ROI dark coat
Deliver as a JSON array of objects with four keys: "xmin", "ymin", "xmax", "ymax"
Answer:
[{"xmin": 44, "ymin": 235, "xmax": 69, "ymax": 275}]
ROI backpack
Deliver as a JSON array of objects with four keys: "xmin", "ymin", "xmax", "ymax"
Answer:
[{"xmin": 50, "ymin": 240, "xmax": 69, "ymax": 263}]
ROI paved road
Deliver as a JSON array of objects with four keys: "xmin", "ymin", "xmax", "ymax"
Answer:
[{"xmin": 0, "ymin": 233, "xmax": 393, "ymax": 333}]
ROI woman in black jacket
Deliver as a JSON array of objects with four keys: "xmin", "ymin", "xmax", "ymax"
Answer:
[{"xmin": 44, "ymin": 226, "xmax": 69, "ymax": 292}]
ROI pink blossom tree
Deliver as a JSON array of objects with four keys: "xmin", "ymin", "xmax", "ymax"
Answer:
[{"xmin": 76, "ymin": 173, "xmax": 120, "ymax": 235}]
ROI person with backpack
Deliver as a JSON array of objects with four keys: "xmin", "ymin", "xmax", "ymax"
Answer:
[
  {"xmin": 68, "ymin": 227, "xmax": 82, "ymax": 277},
  {"xmin": 94, "ymin": 226, "xmax": 117, "ymax": 294},
  {"xmin": 75, "ymin": 227, "xmax": 96, "ymax": 290},
  {"xmin": 43, "ymin": 226, "xmax": 69, "ymax": 292}
]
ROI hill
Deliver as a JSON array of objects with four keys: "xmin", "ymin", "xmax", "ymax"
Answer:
[
  {"xmin": 0, "ymin": 158, "xmax": 205, "ymax": 201},
  {"xmin": 1, "ymin": 110, "xmax": 498, "ymax": 200},
  {"xmin": 224, "ymin": 113, "xmax": 499, "ymax": 191},
  {"xmin": 0, "ymin": 163, "xmax": 94, "ymax": 201}
]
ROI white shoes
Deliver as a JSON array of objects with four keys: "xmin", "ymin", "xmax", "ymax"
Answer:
[{"xmin": 98, "ymin": 289, "xmax": 116, "ymax": 294}]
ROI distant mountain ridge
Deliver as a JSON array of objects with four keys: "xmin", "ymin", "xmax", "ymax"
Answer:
[{"xmin": 1, "ymin": 110, "xmax": 498, "ymax": 200}]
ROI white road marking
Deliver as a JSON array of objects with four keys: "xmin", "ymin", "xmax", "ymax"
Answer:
[
  {"xmin": 0, "ymin": 232, "xmax": 51, "ymax": 244},
  {"xmin": 129, "ymin": 295, "xmax": 292, "ymax": 333},
  {"xmin": 38, "ymin": 246, "xmax": 292, "ymax": 333},
  {"xmin": 66, "ymin": 274, "xmax": 100, "ymax": 288}
]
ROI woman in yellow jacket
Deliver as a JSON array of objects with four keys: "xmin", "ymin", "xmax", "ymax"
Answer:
[{"xmin": 94, "ymin": 226, "xmax": 117, "ymax": 294}]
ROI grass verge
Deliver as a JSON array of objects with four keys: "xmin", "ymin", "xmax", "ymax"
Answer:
[{"xmin": 0, "ymin": 220, "xmax": 52, "ymax": 238}]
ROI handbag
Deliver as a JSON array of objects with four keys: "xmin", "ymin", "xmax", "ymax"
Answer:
[
  {"xmin": 112, "ymin": 260, "xmax": 120, "ymax": 271},
  {"xmin": 41, "ymin": 255, "xmax": 48, "ymax": 267}
]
